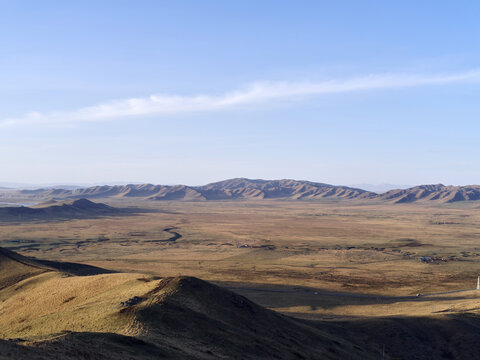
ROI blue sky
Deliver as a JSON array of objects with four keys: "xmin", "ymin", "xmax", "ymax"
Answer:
[{"xmin": 1, "ymin": 1, "xmax": 480, "ymax": 186}]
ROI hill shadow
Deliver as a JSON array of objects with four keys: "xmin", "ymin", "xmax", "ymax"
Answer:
[
  {"xmin": 0, "ymin": 204, "xmax": 158, "ymax": 223},
  {"xmin": 216, "ymin": 281, "xmax": 480, "ymax": 309},
  {"xmin": 33, "ymin": 258, "xmax": 117, "ymax": 276}
]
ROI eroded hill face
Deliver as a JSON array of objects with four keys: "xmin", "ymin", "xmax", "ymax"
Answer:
[
  {"xmin": 3, "ymin": 178, "xmax": 480, "ymax": 204},
  {"xmin": 0, "ymin": 178, "xmax": 376, "ymax": 202},
  {"xmin": 377, "ymin": 184, "xmax": 480, "ymax": 203}
]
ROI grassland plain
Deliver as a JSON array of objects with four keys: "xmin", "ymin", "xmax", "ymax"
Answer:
[
  {"xmin": 2, "ymin": 199, "xmax": 480, "ymax": 315},
  {"xmin": 3, "ymin": 199, "xmax": 480, "ymax": 358}
]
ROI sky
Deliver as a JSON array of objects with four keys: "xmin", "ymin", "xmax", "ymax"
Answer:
[{"xmin": 1, "ymin": 1, "xmax": 480, "ymax": 186}]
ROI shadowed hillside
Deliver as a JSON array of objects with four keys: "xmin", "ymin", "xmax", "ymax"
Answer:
[
  {"xmin": 0, "ymin": 199, "xmax": 120, "ymax": 220},
  {"xmin": 0, "ymin": 247, "xmax": 49, "ymax": 290},
  {"xmin": 0, "ymin": 246, "xmax": 112, "ymax": 285}
]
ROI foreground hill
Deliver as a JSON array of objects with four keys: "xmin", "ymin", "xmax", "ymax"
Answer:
[
  {"xmin": 0, "ymin": 247, "xmax": 370, "ymax": 359},
  {"xmin": 0, "ymin": 198, "xmax": 119, "ymax": 220},
  {"xmin": 4, "ymin": 247, "xmax": 480, "ymax": 358}
]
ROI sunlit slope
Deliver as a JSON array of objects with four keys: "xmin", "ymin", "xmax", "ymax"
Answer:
[{"xmin": 0, "ymin": 272, "xmax": 157, "ymax": 338}]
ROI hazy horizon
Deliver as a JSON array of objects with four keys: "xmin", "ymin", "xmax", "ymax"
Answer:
[{"xmin": 1, "ymin": 178, "xmax": 470, "ymax": 193}]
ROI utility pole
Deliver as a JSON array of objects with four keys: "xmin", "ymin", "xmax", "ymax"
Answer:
[{"xmin": 477, "ymin": 276, "xmax": 480, "ymax": 290}]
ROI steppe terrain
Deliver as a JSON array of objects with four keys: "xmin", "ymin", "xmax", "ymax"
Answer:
[{"xmin": 2, "ymin": 179, "xmax": 480, "ymax": 358}]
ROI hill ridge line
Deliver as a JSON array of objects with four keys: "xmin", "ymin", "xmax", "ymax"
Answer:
[{"xmin": 2, "ymin": 178, "xmax": 480, "ymax": 203}]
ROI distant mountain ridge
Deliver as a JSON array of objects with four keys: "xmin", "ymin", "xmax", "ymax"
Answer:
[
  {"xmin": 1, "ymin": 178, "xmax": 376, "ymax": 202},
  {"xmin": 349, "ymin": 183, "xmax": 412, "ymax": 193},
  {"xmin": 377, "ymin": 184, "xmax": 480, "ymax": 204},
  {"xmin": 1, "ymin": 178, "xmax": 480, "ymax": 204}
]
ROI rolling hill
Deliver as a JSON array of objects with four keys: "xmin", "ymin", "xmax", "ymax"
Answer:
[
  {"xmin": 0, "ymin": 198, "xmax": 119, "ymax": 220},
  {"xmin": 0, "ymin": 247, "xmax": 371, "ymax": 359},
  {"xmin": 4, "ymin": 247, "xmax": 480, "ymax": 358}
]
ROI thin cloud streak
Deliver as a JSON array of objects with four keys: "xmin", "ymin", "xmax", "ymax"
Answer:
[{"xmin": 2, "ymin": 70, "xmax": 480, "ymax": 127}]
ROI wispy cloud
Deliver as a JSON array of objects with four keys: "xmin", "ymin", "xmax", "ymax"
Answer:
[{"xmin": 2, "ymin": 70, "xmax": 480, "ymax": 127}]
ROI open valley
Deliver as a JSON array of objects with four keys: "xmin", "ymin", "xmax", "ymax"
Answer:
[
  {"xmin": 3, "ymin": 3, "xmax": 480, "ymax": 357},
  {"xmin": 3, "ymin": 197, "xmax": 480, "ymax": 313},
  {"xmin": 3, "ymin": 192, "xmax": 480, "ymax": 358}
]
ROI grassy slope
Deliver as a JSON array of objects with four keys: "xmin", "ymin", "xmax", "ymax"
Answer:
[
  {"xmin": 0, "ymin": 251, "xmax": 372, "ymax": 359},
  {"xmin": 4, "ymin": 265, "xmax": 480, "ymax": 359}
]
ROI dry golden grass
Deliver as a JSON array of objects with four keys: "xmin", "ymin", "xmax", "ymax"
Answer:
[
  {"xmin": 0, "ymin": 271, "xmax": 159, "ymax": 339},
  {"xmin": 1, "ymin": 262, "xmax": 371, "ymax": 359}
]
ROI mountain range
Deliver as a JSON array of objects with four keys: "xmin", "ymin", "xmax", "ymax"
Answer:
[{"xmin": 1, "ymin": 178, "xmax": 480, "ymax": 204}]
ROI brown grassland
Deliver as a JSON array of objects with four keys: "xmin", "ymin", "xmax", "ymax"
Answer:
[
  {"xmin": 2, "ymin": 198, "xmax": 480, "ymax": 321},
  {"xmin": 4, "ymin": 198, "xmax": 480, "ymax": 358}
]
